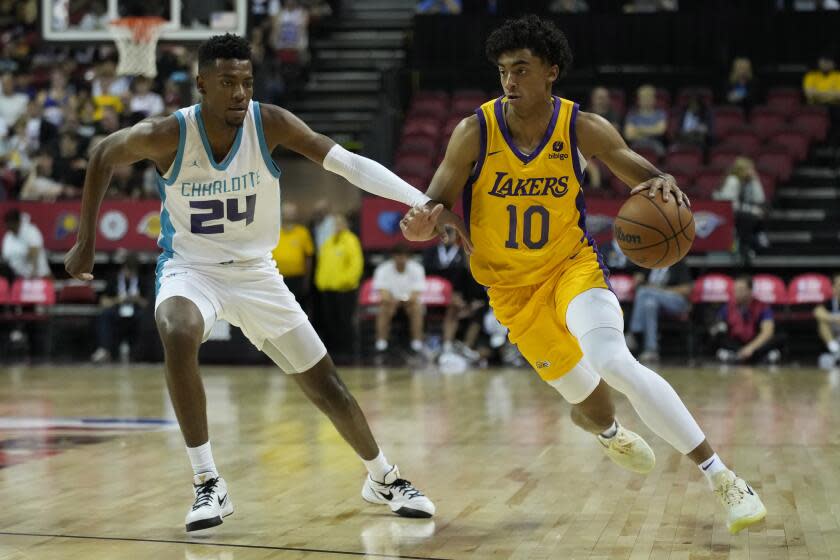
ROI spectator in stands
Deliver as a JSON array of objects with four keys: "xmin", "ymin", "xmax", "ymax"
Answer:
[
  {"xmin": 711, "ymin": 275, "xmax": 781, "ymax": 365},
  {"xmin": 52, "ymin": 132, "xmax": 86, "ymax": 189},
  {"xmin": 416, "ymin": 0, "xmax": 463, "ymax": 13},
  {"xmin": 97, "ymin": 106, "xmax": 121, "ymax": 136},
  {"xmin": 1, "ymin": 208, "xmax": 50, "ymax": 279},
  {"xmin": 91, "ymin": 59, "xmax": 129, "ymax": 119},
  {"xmin": 624, "ymin": 84, "xmax": 667, "ymax": 155},
  {"xmin": 19, "ymin": 150, "xmax": 80, "ymax": 201},
  {"xmin": 803, "ymin": 54, "xmax": 840, "ymax": 105},
  {"xmin": 128, "ymin": 76, "xmax": 165, "ymax": 118},
  {"xmin": 550, "ymin": 0, "xmax": 589, "ymax": 12},
  {"xmin": 42, "ymin": 69, "xmax": 74, "ymax": 127},
  {"xmin": 676, "ymin": 93, "xmax": 713, "ymax": 147},
  {"xmin": 0, "ymin": 73, "xmax": 29, "ymax": 130},
  {"xmin": 625, "ymin": 261, "xmax": 692, "ymax": 363},
  {"xmin": 588, "ymin": 86, "xmax": 620, "ymax": 130},
  {"xmin": 272, "ymin": 201, "xmax": 315, "ymax": 307},
  {"xmin": 712, "ymin": 157, "xmax": 767, "ymax": 261},
  {"xmin": 726, "ymin": 57, "xmax": 757, "ymax": 111},
  {"xmin": 314, "ymin": 214, "xmax": 364, "ymax": 361},
  {"xmin": 271, "ymin": 0, "xmax": 310, "ymax": 64},
  {"xmin": 310, "ymin": 198, "xmax": 336, "ymax": 248},
  {"xmin": 373, "ymin": 244, "xmax": 426, "ymax": 355},
  {"xmin": 423, "ymin": 227, "xmax": 483, "ymax": 363},
  {"xmin": 90, "ymin": 253, "xmax": 149, "ymax": 363},
  {"xmin": 23, "ymin": 98, "xmax": 58, "ymax": 153},
  {"xmin": 815, "ymin": 273, "xmax": 840, "ymax": 368}
]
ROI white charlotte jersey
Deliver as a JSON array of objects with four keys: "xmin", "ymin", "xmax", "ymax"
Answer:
[{"xmin": 155, "ymin": 100, "xmax": 282, "ymax": 265}]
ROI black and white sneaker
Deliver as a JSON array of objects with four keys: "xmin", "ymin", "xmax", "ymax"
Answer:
[
  {"xmin": 361, "ymin": 465, "xmax": 435, "ymax": 518},
  {"xmin": 185, "ymin": 473, "xmax": 234, "ymax": 532}
]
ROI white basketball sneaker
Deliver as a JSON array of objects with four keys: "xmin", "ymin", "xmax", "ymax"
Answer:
[
  {"xmin": 185, "ymin": 473, "xmax": 234, "ymax": 532},
  {"xmin": 361, "ymin": 465, "xmax": 435, "ymax": 518},
  {"xmin": 712, "ymin": 470, "xmax": 766, "ymax": 534},
  {"xmin": 597, "ymin": 422, "xmax": 656, "ymax": 474}
]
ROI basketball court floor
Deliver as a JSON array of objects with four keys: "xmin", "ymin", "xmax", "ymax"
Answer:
[{"xmin": 0, "ymin": 363, "xmax": 838, "ymax": 559}]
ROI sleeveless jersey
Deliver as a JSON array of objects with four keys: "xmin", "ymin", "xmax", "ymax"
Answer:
[
  {"xmin": 464, "ymin": 96, "xmax": 604, "ymax": 288},
  {"xmin": 155, "ymin": 100, "xmax": 282, "ymax": 264}
]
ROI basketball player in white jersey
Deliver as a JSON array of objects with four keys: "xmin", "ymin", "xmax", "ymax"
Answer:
[{"xmin": 64, "ymin": 34, "xmax": 465, "ymax": 532}]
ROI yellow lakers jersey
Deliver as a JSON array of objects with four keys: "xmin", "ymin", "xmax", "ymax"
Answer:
[{"xmin": 465, "ymin": 96, "xmax": 603, "ymax": 288}]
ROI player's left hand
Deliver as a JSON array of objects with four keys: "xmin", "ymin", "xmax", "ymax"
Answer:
[
  {"xmin": 401, "ymin": 203, "xmax": 474, "ymax": 254},
  {"xmin": 630, "ymin": 174, "xmax": 691, "ymax": 207}
]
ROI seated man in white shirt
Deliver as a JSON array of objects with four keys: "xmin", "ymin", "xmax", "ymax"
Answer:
[
  {"xmin": 372, "ymin": 244, "xmax": 426, "ymax": 354},
  {"xmin": 2, "ymin": 209, "xmax": 51, "ymax": 279}
]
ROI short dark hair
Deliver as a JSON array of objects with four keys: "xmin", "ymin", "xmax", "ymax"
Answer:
[
  {"xmin": 198, "ymin": 34, "xmax": 251, "ymax": 71},
  {"xmin": 485, "ymin": 15, "xmax": 573, "ymax": 78},
  {"xmin": 392, "ymin": 243, "xmax": 412, "ymax": 256},
  {"xmin": 735, "ymin": 274, "xmax": 752, "ymax": 288}
]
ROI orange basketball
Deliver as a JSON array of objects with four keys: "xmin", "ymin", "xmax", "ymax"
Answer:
[{"xmin": 613, "ymin": 192, "xmax": 695, "ymax": 269}]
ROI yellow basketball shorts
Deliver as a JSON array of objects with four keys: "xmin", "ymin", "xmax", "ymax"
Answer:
[{"xmin": 487, "ymin": 252, "xmax": 611, "ymax": 381}]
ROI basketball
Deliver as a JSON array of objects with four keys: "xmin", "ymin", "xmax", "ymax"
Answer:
[{"xmin": 613, "ymin": 191, "xmax": 695, "ymax": 269}]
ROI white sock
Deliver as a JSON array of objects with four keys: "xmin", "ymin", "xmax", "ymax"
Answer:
[
  {"xmin": 362, "ymin": 449, "xmax": 393, "ymax": 482},
  {"xmin": 411, "ymin": 339, "xmax": 424, "ymax": 352},
  {"xmin": 375, "ymin": 339, "xmax": 388, "ymax": 351},
  {"xmin": 828, "ymin": 339, "xmax": 840, "ymax": 355},
  {"xmin": 442, "ymin": 341, "xmax": 454, "ymax": 353},
  {"xmin": 600, "ymin": 420, "xmax": 618, "ymax": 439},
  {"xmin": 698, "ymin": 453, "xmax": 727, "ymax": 481},
  {"xmin": 186, "ymin": 442, "xmax": 218, "ymax": 477}
]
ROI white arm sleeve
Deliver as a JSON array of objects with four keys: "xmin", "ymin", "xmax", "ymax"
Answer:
[{"xmin": 322, "ymin": 144, "xmax": 431, "ymax": 208}]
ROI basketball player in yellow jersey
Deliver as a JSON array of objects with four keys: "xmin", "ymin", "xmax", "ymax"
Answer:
[{"xmin": 402, "ymin": 15, "xmax": 766, "ymax": 534}]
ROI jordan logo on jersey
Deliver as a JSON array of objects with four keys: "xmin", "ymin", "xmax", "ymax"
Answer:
[{"xmin": 487, "ymin": 171, "xmax": 570, "ymax": 198}]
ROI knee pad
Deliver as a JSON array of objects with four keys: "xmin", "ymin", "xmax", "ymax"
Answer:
[{"xmin": 566, "ymin": 288, "xmax": 624, "ymax": 339}]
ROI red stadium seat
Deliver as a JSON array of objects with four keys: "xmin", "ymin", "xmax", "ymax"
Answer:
[
  {"xmin": 750, "ymin": 105, "xmax": 785, "ymax": 120},
  {"xmin": 0, "ymin": 277, "xmax": 9, "ymax": 304},
  {"xmin": 791, "ymin": 113, "xmax": 829, "ymax": 142},
  {"xmin": 665, "ymin": 151, "xmax": 702, "ymax": 170},
  {"xmin": 632, "ymin": 145, "xmax": 661, "ymax": 165},
  {"xmin": 750, "ymin": 112, "xmax": 786, "ymax": 140},
  {"xmin": 394, "ymin": 154, "xmax": 434, "ymax": 179},
  {"xmin": 767, "ymin": 130, "xmax": 810, "ymax": 162},
  {"xmin": 397, "ymin": 135, "xmax": 437, "ymax": 156},
  {"xmin": 414, "ymin": 90, "xmax": 449, "ymax": 104},
  {"xmin": 691, "ymin": 273, "xmax": 735, "ymax": 304},
  {"xmin": 793, "ymin": 105, "xmax": 829, "ymax": 119},
  {"xmin": 787, "ymin": 273, "xmax": 832, "ymax": 304},
  {"xmin": 402, "ymin": 117, "xmax": 441, "ymax": 139},
  {"xmin": 408, "ymin": 98, "xmax": 449, "ymax": 119},
  {"xmin": 692, "ymin": 169, "xmax": 724, "ymax": 198},
  {"xmin": 720, "ymin": 132, "xmax": 761, "ymax": 156},
  {"xmin": 712, "ymin": 106, "xmax": 745, "ymax": 137},
  {"xmin": 756, "ymin": 152, "xmax": 794, "ymax": 182},
  {"xmin": 766, "ymin": 87, "xmax": 802, "ymax": 112},
  {"xmin": 451, "ymin": 97, "xmax": 483, "ymax": 117},
  {"xmin": 400, "ymin": 174, "xmax": 430, "ymax": 189},
  {"xmin": 609, "ymin": 88, "xmax": 626, "ymax": 117},
  {"xmin": 610, "ymin": 273, "xmax": 636, "ymax": 303},
  {"xmin": 654, "ymin": 88, "xmax": 671, "ymax": 110},
  {"xmin": 9, "ymin": 278, "xmax": 56, "ymax": 306},
  {"xmin": 57, "ymin": 283, "xmax": 96, "ymax": 304},
  {"xmin": 708, "ymin": 149, "xmax": 740, "ymax": 171},
  {"xmin": 752, "ymin": 274, "xmax": 787, "ymax": 305}
]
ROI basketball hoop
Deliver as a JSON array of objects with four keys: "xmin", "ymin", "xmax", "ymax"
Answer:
[{"xmin": 108, "ymin": 16, "xmax": 167, "ymax": 78}]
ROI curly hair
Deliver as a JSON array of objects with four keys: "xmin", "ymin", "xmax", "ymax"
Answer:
[
  {"xmin": 485, "ymin": 15, "xmax": 573, "ymax": 78},
  {"xmin": 198, "ymin": 33, "xmax": 251, "ymax": 70}
]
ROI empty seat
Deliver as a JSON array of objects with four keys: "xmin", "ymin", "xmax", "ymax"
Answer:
[
  {"xmin": 397, "ymin": 135, "xmax": 437, "ymax": 156},
  {"xmin": 719, "ymin": 131, "xmax": 761, "ymax": 155},
  {"xmin": 756, "ymin": 152, "xmax": 794, "ymax": 182},
  {"xmin": 664, "ymin": 151, "xmax": 702, "ymax": 171},
  {"xmin": 750, "ymin": 112, "xmax": 786, "ymax": 140},
  {"xmin": 767, "ymin": 130, "xmax": 810, "ymax": 162},
  {"xmin": 402, "ymin": 117, "xmax": 441, "ymax": 139},
  {"xmin": 766, "ymin": 87, "xmax": 802, "ymax": 112},
  {"xmin": 693, "ymin": 169, "xmax": 724, "ymax": 198},
  {"xmin": 791, "ymin": 113, "xmax": 829, "ymax": 142},
  {"xmin": 408, "ymin": 97, "xmax": 448, "ymax": 118}
]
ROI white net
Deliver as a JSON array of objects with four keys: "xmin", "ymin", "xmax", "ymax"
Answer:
[{"xmin": 108, "ymin": 17, "xmax": 167, "ymax": 78}]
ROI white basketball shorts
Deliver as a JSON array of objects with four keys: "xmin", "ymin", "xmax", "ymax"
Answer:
[{"xmin": 155, "ymin": 254, "xmax": 326, "ymax": 373}]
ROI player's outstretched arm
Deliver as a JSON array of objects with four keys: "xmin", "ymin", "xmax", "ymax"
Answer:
[
  {"xmin": 399, "ymin": 115, "xmax": 480, "ymax": 250},
  {"xmin": 64, "ymin": 116, "xmax": 179, "ymax": 280},
  {"xmin": 576, "ymin": 110, "xmax": 689, "ymax": 206}
]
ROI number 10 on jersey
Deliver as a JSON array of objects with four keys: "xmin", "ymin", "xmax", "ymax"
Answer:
[{"xmin": 505, "ymin": 204, "xmax": 549, "ymax": 249}]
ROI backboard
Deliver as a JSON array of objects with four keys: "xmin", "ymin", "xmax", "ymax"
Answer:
[{"xmin": 42, "ymin": 0, "xmax": 248, "ymax": 42}]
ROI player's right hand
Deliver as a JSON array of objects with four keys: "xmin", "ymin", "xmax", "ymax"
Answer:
[
  {"xmin": 64, "ymin": 241, "xmax": 95, "ymax": 281},
  {"xmin": 401, "ymin": 203, "xmax": 474, "ymax": 254}
]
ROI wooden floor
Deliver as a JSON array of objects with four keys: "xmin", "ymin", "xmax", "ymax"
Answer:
[{"xmin": 0, "ymin": 363, "xmax": 839, "ymax": 560}]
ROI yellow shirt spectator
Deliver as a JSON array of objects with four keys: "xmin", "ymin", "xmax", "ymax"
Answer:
[
  {"xmin": 803, "ymin": 57, "xmax": 840, "ymax": 104},
  {"xmin": 272, "ymin": 224, "xmax": 314, "ymax": 277},
  {"xmin": 315, "ymin": 230, "xmax": 364, "ymax": 292}
]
